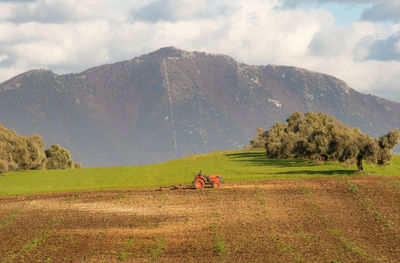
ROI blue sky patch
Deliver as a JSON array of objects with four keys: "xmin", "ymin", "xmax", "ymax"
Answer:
[{"xmin": 297, "ymin": 2, "xmax": 373, "ymax": 25}]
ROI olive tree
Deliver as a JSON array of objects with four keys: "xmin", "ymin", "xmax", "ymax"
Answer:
[
  {"xmin": 44, "ymin": 144, "xmax": 75, "ymax": 169},
  {"xmin": 248, "ymin": 128, "xmax": 267, "ymax": 149},
  {"xmin": 0, "ymin": 122, "xmax": 81, "ymax": 174},
  {"xmin": 252, "ymin": 112, "xmax": 400, "ymax": 171}
]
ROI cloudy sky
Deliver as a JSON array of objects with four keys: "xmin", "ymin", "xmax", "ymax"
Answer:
[{"xmin": 0, "ymin": 0, "xmax": 400, "ymax": 101}]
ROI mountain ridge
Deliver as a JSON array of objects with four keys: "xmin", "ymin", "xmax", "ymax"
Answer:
[{"xmin": 1, "ymin": 47, "xmax": 399, "ymax": 167}]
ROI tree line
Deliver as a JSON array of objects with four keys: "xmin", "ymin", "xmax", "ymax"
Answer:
[
  {"xmin": 0, "ymin": 122, "xmax": 81, "ymax": 175},
  {"xmin": 248, "ymin": 112, "xmax": 400, "ymax": 171}
]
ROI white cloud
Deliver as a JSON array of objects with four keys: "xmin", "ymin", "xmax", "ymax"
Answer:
[
  {"xmin": 0, "ymin": 0, "xmax": 35, "ymax": 2},
  {"xmin": 0, "ymin": 20, "xmax": 110, "ymax": 78},
  {"xmin": 131, "ymin": 0, "xmax": 232, "ymax": 22},
  {"xmin": 0, "ymin": 0, "xmax": 107, "ymax": 24},
  {"xmin": 308, "ymin": 26, "xmax": 351, "ymax": 57},
  {"xmin": 0, "ymin": 54, "xmax": 8, "ymax": 63},
  {"xmin": 366, "ymin": 32, "xmax": 400, "ymax": 61},
  {"xmin": 280, "ymin": 0, "xmax": 400, "ymax": 22},
  {"xmin": 361, "ymin": 2, "xmax": 400, "ymax": 22},
  {"xmin": 396, "ymin": 40, "xmax": 400, "ymax": 53},
  {"xmin": 0, "ymin": 0, "xmax": 400, "ymax": 102}
]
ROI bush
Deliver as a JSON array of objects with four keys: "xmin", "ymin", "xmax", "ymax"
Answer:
[
  {"xmin": 247, "ymin": 128, "xmax": 267, "ymax": 149},
  {"xmin": 0, "ymin": 159, "xmax": 8, "ymax": 175},
  {"xmin": 45, "ymin": 144, "xmax": 76, "ymax": 169}
]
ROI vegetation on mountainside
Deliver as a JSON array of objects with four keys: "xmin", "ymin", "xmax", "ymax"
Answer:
[
  {"xmin": 0, "ymin": 122, "xmax": 80, "ymax": 175},
  {"xmin": 249, "ymin": 112, "xmax": 400, "ymax": 171}
]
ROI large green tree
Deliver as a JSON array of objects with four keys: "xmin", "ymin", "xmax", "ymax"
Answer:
[{"xmin": 250, "ymin": 112, "xmax": 400, "ymax": 171}]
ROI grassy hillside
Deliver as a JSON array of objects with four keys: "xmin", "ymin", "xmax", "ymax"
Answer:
[{"xmin": 0, "ymin": 149, "xmax": 399, "ymax": 195}]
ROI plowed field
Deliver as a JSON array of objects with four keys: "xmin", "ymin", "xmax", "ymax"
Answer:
[{"xmin": 1, "ymin": 176, "xmax": 400, "ymax": 262}]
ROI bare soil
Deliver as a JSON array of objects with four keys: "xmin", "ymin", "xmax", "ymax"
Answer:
[{"xmin": 1, "ymin": 176, "xmax": 400, "ymax": 263}]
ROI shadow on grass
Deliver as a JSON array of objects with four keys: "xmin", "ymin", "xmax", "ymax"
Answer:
[
  {"xmin": 272, "ymin": 169, "xmax": 357, "ymax": 176},
  {"xmin": 226, "ymin": 152, "xmax": 317, "ymax": 167}
]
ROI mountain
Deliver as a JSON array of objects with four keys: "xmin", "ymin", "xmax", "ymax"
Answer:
[{"xmin": 1, "ymin": 47, "xmax": 400, "ymax": 167}]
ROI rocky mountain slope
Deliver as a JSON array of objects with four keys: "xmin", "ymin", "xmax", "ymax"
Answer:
[{"xmin": 1, "ymin": 47, "xmax": 400, "ymax": 167}]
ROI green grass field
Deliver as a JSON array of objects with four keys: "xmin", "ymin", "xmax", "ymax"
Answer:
[{"xmin": 0, "ymin": 149, "xmax": 399, "ymax": 195}]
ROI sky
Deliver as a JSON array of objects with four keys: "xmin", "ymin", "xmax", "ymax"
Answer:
[{"xmin": 0, "ymin": 0, "xmax": 400, "ymax": 101}]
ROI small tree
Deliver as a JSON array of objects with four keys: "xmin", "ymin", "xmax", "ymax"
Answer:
[
  {"xmin": 247, "ymin": 128, "xmax": 267, "ymax": 149},
  {"xmin": 264, "ymin": 121, "xmax": 287, "ymax": 158},
  {"xmin": 376, "ymin": 129, "xmax": 400, "ymax": 166},
  {"xmin": 44, "ymin": 144, "xmax": 75, "ymax": 169},
  {"xmin": 24, "ymin": 135, "xmax": 46, "ymax": 170}
]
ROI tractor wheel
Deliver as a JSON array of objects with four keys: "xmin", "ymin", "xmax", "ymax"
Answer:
[
  {"xmin": 193, "ymin": 179, "xmax": 204, "ymax": 189},
  {"xmin": 212, "ymin": 182, "xmax": 220, "ymax": 188}
]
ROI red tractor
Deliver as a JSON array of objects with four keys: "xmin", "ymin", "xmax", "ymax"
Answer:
[{"xmin": 192, "ymin": 172, "xmax": 223, "ymax": 189}]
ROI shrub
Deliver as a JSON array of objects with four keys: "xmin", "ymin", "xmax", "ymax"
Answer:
[
  {"xmin": 0, "ymin": 159, "xmax": 8, "ymax": 175},
  {"xmin": 247, "ymin": 128, "xmax": 267, "ymax": 149},
  {"xmin": 45, "ymin": 144, "xmax": 75, "ymax": 169}
]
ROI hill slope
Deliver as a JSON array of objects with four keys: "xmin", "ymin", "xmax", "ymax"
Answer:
[
  {"xmin": 1, "ymin": 150, "xmax": 399, "ymax": 196},
  {"xmin": 1, "ymin": 47, "xmax": 400, "ymax": 166}
]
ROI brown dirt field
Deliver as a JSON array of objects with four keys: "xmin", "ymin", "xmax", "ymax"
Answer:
[{"xmin": 1, "ymin": 176, "xmax": 400, "ymax": 263}]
